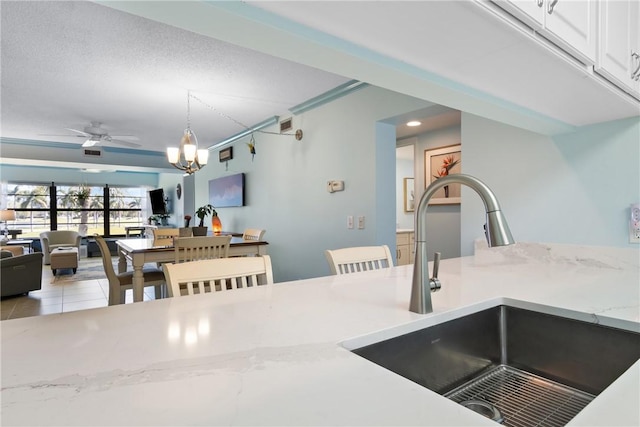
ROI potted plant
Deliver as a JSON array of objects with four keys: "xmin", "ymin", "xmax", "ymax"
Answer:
[
  {"xmin": 157, "ymin": 213, "xmax": 170, "ymax": 226},
  {"xmin": 192, "ymin": 204, "xmax": 216, "ymax": 236}
]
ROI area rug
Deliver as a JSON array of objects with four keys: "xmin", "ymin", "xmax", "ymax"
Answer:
[{"xmin": 51, "ymin": 258, "xmax": 108, "ymax": 283}]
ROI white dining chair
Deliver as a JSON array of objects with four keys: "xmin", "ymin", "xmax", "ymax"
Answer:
[
  {"xmin": 163, "ymin": 255, "xmax": 274, "ymax": 297},
  {"xmin": 324, "ymin": 245, "xmax": 394, "ymax": 275},
  {"xmin": 242, "ymin": 228, "xmax": 266, "ymax": 241},
  {"xmin": 93, "ymin": 234, "xmax": 165, "ymax": 305},
  {"xmin": 152, "ymin": 228, "xmax": 179, "ymax": 246},
  {"xmin": 173, "ymin": 235, "xmax": 231, "ymax": 263}
]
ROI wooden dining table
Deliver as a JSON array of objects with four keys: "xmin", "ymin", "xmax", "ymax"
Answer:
[{"xmin": 116, "ymin": 236, "xmax": 269, "ymax": 302}]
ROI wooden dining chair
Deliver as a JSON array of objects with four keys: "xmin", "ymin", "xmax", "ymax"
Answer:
[
  {"xmin": 242, "ymin": 228, "xmax": 266, "ymax": 241},
  {"xmin": 152, "ymin": 228, "xmax": 179, "ymax": 246},
  {"xmin": 93, "ymin": 234, "xmax": 165, "ymax": 305},
  {"xmin": 324, "ymin": 245, "xmax": 394, "ymax": 275},
  {"xmin": 163, "ymin": 255, "xmax": 274, "ymax": 297},
  {"xmin": 173, "ymin": 235, "xmax": 231, "ymax": 263}
]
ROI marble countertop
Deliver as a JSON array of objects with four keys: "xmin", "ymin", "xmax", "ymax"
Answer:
[{"xmin": 2, "ymin": 242, "xmax": 639, "ymax": 426}]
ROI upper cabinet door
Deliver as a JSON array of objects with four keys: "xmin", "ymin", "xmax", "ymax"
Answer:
[
  {"xmin": 495, "ymin": 0, "xmax": 545, "ymax": 26},
  {"xmin": 597, "ymin": 0, "xmax": 640, "ymax": 96},
  {"xmin": 543, "ymin": 0, "xmax": 597, "ymax": 63},
  {"xmin": 494, "ymin": 0, "xmax": 597, "ymax": 63}
]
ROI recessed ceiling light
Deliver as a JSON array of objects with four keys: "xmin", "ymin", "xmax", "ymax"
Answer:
[{"xmin": 406, "ymin": 121, "xmax": 421, "ymax": 127}]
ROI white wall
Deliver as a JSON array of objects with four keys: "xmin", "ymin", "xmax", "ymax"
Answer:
[
  {"xmin": 192, "ymin": 86, "xmax": 432, "ymax": 282},
  {"xmin": 396, "ymin": 145, "xmax": 414, "ymax": 230},
  {"xmin": 157, "ymin": 173, "xmax": 184, "ymax": 226},
  {"xmin": 413, "ymin": 125, "xmax": 462, "ymax": 260},
  {"xmin": 461, "ymin": 113, "xmax": 640, "ymax": 255}
]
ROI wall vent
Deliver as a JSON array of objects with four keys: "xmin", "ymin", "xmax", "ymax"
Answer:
[
  {"xmin": 280, "ymin": 117, "xmax": 293, "ymax": 133},
  {"xmin": 83, "ymin": 148, "xmax": 102, "ymax": 157}
]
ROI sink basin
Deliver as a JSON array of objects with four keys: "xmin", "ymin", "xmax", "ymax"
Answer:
[{"xmin": 345, "ymin": 300, "xmax": 640, "ymax": 427}]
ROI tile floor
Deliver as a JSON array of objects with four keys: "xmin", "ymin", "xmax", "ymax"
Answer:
[{"xmin": 1, "ymin": 255, "xmax": 161, "ymax": 321}]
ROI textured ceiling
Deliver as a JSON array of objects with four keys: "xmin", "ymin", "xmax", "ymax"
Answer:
[{"xmin": 0, "ymin": 1, "xmax": 350, "ymax": 153}]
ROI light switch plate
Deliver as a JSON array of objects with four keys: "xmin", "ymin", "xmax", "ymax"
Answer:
[
  {"xmin": 630, "ymin": 203, "xmax": 640, "ymax": 243},
  {"xmin": 357, "ymin": 216, "xmax": 365, "ymax": 229}
]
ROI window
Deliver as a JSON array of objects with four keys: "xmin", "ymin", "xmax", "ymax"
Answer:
[{"xmin": 4, "ymin": 183, "xmax": 148, "ymax": 238}]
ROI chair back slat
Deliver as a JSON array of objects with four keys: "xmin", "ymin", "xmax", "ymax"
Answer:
[
  {"xmin": 163, "ymin": 255, "xmax": 273, "ymax": 297},
  {"xmin": 153, "ymin": 228, "xmax": 179, "ymax": 246},
  {"xmin": 174, "ymin": 235, "xmax": 231, "ymax": 263},
  {"xmin": 325, "ymin": 245, "xmax": 394, "ymax": 275}
]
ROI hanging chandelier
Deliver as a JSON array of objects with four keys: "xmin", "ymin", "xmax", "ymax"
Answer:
[{"xmin": 167, "ymin": 91, "xmax": 209, "ymax": 174}]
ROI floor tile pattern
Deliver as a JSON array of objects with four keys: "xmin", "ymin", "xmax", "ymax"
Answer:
[{"xmin": 1, "ymin": 255, "xmax": 160, "ymax": 320}]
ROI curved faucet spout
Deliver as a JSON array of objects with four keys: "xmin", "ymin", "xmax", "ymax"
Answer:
[{"xmin": 409, "ymin": 174, "xmax": 515, "ymax": 314}]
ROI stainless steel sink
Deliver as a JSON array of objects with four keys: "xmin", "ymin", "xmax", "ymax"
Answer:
[{"xmin": 346, "ymin": 302, "xmax": 640, "ymax": 427}]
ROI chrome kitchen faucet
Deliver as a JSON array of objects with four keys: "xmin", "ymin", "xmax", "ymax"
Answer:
[{"xmin": 410, "ymin": 174, "xmax": 515, "ymax": 314}]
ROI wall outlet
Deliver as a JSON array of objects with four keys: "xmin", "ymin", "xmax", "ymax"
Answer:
[{"xmin": 630, "ymin": 203, "xmax": 640, "ymax": 243}]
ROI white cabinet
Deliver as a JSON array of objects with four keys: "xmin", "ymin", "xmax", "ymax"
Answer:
[
  {"xmin": 396, "ymin": 231, "xmax": 414, "ymax": 266},
  {"xmin": 495, "ymin": 0, "xmax": 597, "ymax": 63},
  {"xmin": 596, "ymin": 0, "xmax": 640, "ymax": 96}
]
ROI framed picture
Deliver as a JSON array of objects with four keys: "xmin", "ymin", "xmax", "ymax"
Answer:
[
  {"xmin": 424, "ymin": 144, "xmax": 462, "ymax": 205},
  {"xmin": 219, "ymin": 147, "xmax": 233, "ymax": 162},
  {"xmin": 403, "ymin": 177, "xmax": 415, "ymax": 212}
]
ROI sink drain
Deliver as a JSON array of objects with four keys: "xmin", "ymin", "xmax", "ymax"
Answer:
[{"xmin": 459, "ymin": 399, "xmax": 503, "ymax": 423}]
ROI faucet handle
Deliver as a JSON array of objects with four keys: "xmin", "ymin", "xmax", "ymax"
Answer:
[
  {"xmin": 430, "ymin": 252, "xmax": 442, "ymax": 292},
  {"xmin": 432, "ymin": 252, "xmax": 440, "ymax": 278}
]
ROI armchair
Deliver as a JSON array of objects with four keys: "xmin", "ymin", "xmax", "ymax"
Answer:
[
  {"xmin": 40, "ymin": 230, "xmax": 81, "ymax": 265},
  {"xmin": 0, "ymin": 252, "xmax": 44, "ymax": 297},
  {"xmin": 0, "ymin": 246, "xmax": 24, "ymax": 257}
]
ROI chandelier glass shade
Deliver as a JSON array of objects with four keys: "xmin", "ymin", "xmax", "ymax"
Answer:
[{"xmin": 167, "ymin": 91, "xmax": 209, "ymax": 174}]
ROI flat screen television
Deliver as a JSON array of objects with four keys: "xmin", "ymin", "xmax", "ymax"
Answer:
[
  {"xmin": 149, "ymin": 188, "xmax": 167, "ymax": 215},
  {"xmin": 208, "ymin": 173, "xmax": 245, "ymax": 207}
]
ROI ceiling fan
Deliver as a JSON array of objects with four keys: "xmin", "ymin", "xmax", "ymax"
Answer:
[{"xmin": 46, "ymin": 121, "xmax": 141, "ymax": 148}]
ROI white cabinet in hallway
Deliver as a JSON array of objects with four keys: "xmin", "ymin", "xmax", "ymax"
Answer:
[{"xmin": 396, "ymin": 231, "xmax": 414, "ymax": 266}]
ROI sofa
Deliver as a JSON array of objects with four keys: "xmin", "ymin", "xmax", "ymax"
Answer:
[
  {"xmin": 0, "ymin": 251, "xmax": 43, "ymax": 297},
  {"xmin": 40, "ymin": 230, "xmax": 81, "ymax": 265}
]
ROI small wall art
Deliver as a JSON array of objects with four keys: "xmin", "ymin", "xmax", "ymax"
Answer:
[
  {"xmin": 424, "ymin": 144, "xmax": 461, "ymax": 205},
  {"xmin": 403, "ymin": 177, "xmax": 415, "ymax": 212}
]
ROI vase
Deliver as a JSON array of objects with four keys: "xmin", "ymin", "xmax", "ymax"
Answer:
[
  {"xmin": 444, "ymin": 185, "xmax": 450, "ymax": 198},
  {"xmin": 212, "ymin": 215, "xmax": 222, "ymax": 234},
  {"xmin": 192, "ymin": 226, "xmax": 208, "ymax": 236}
]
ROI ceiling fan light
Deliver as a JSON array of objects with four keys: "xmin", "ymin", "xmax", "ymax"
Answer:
[
  {"xmin": 197, "ymin": 149, "xmax": 209, "ymax": 165},
  {"xmin": 83, "ymin": 138, "xmax": 99, "ymax": 147}
]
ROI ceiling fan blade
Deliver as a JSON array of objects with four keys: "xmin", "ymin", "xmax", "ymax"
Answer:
[
  {"xmin": 39, "ymin": 134, "xmax": 84, "ymax": 137},
  {"xmin": 110, "ymin": 135, "xmax": 140, "ymax": 141},
  {"xmin": 110, "ymin": 139, "xmax": 142, "ymax": 148},
  {"xmin": 65, "ymin": 128, "xmax": 90, "ymax": 136}
]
